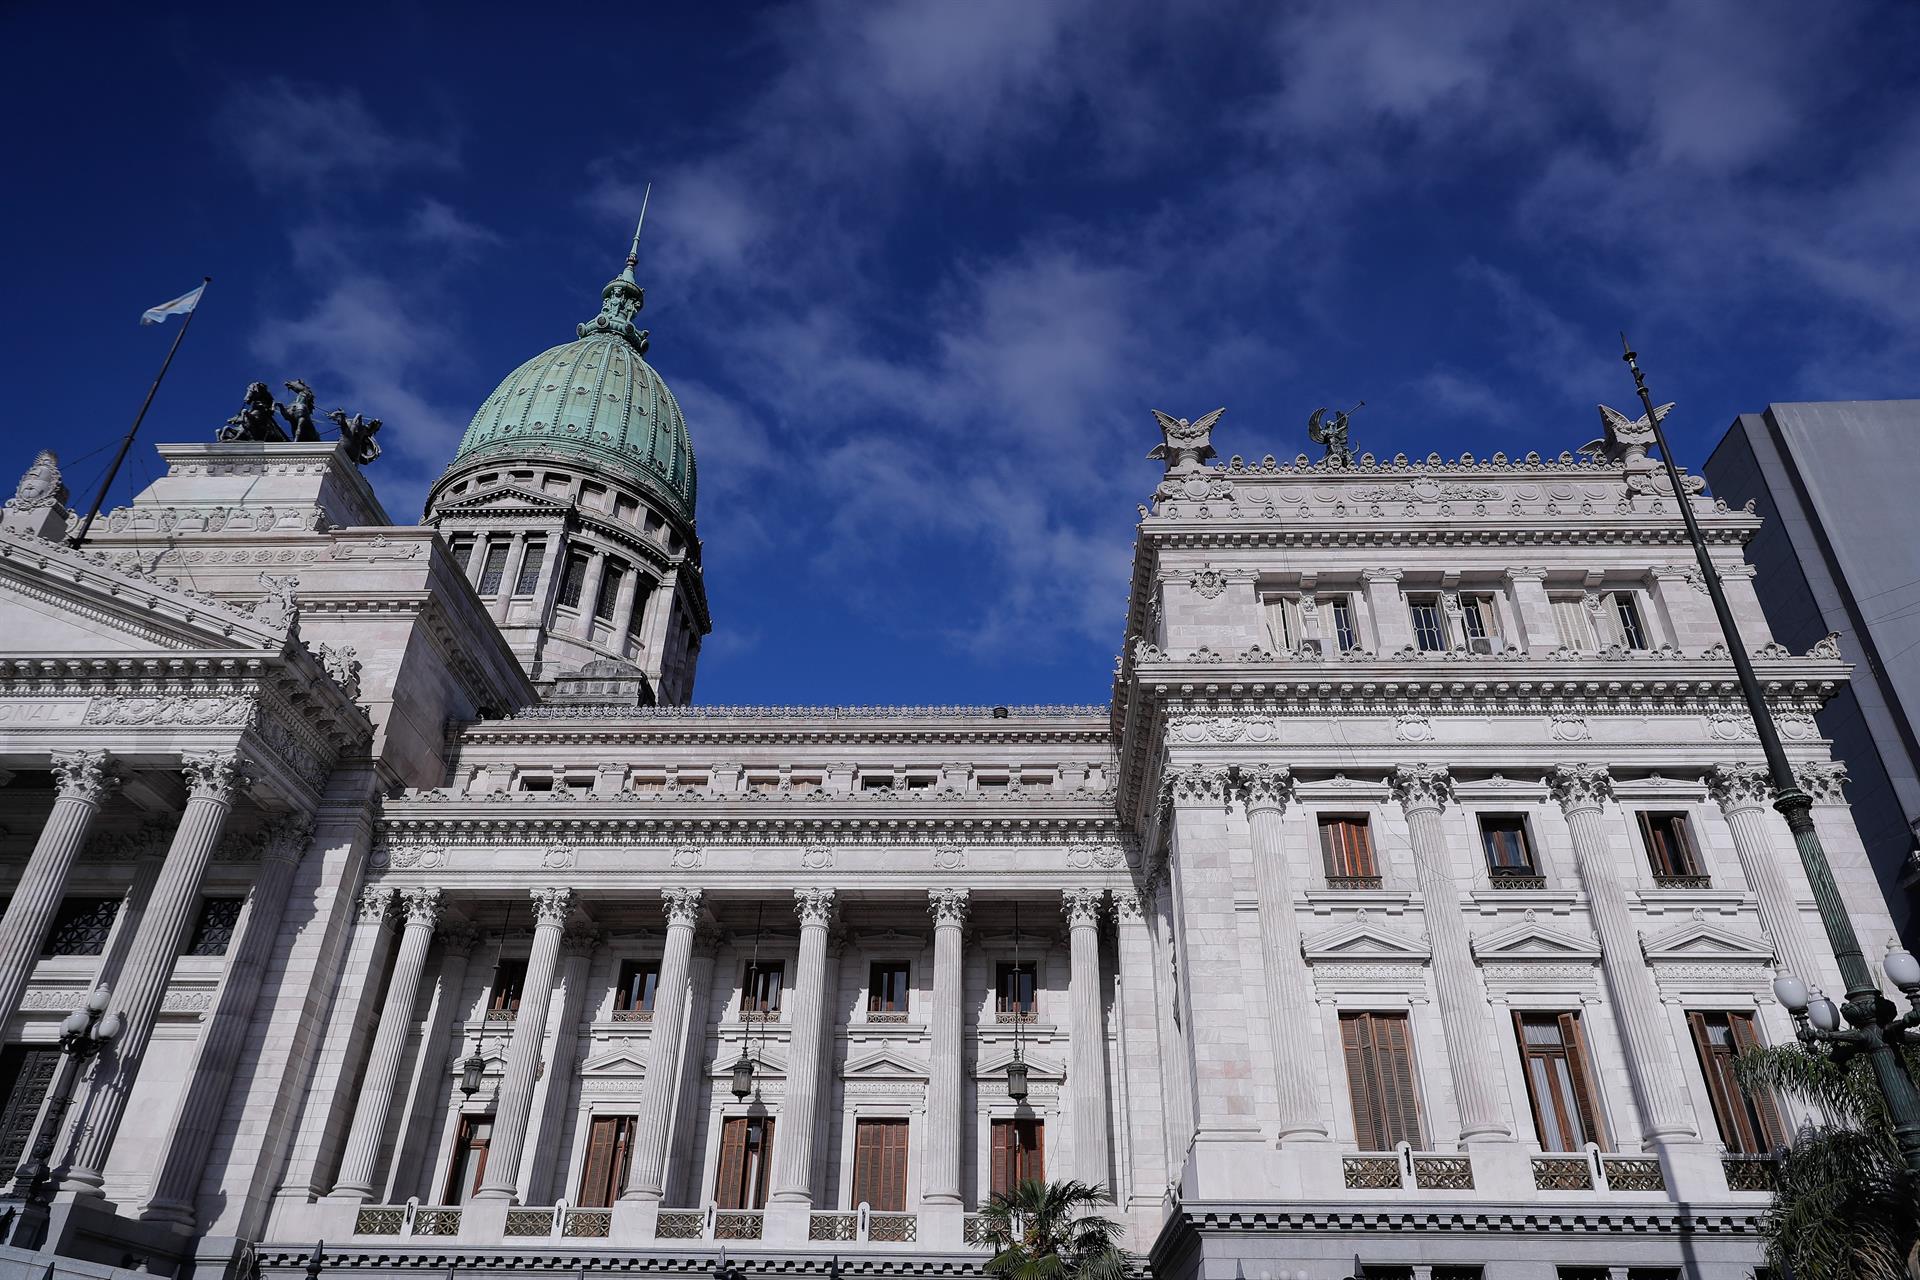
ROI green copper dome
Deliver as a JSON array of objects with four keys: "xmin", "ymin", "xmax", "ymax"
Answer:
[{"xmin": 451, "ymin": 256, "xmax": 697, "ymax": 525}]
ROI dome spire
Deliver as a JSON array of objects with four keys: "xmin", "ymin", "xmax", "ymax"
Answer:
[{"xmin": 579, "ymin": 185, "xmax": 652, "ymax": 354}]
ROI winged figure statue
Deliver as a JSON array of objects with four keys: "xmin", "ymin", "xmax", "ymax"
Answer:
[
  {"xmin": 1307, "ymin": 402, "xmax": 1362, "ymax": 467},
  {"xmin": 1148, "ymin": 407, "xmax": 1226, "ymax": 476},
  {"xmin": 1588, "ymin": 401, "xmax": 1673, "ymax": 463}
]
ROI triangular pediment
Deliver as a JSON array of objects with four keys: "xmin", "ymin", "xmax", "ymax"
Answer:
[
  {"xmin": 1302, "ymin": 916, "xmax": 1431, "ymax": 963},
  {"xmin": 709, "ymin": 1046, "xmax": 786, "ymax": 1080},
  {"xmin": 842, "ymin": 1047, "xmax": 929, "ymax": 1080},
  {"xmin": 580, "ymin": 1047, "xmax": 650, "ymax": 1075},
  {"xmin": 974, "ymin": 1048, "xmax": 1064, "ymax": 1081},
  {"xmin": 1640, "ymin": 919, "xmax": 1776, "ymax": 965},
  {"xmin": 1471, "ymin": 917, "xmax": 1602, "ymax": 963},
  {"xmin": 431, "ymin": 484, "xmax": 572, "ymax": 519}
]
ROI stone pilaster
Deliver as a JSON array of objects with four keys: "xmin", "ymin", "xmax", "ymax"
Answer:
[
  {"xmin": 328, "ymin": 887, "xmax": 446, "ymax": 1201},
  {"xmin": 1240, "ymin": 766, "xmax": 1326, "ymax": 1143},
  {"xmin": 474, "ymin": 887, "xmax": 574, "ymax": 1201},
  {"xmin": 140, "ymin": 817, "xmax": 314, "ymax": 1226},
  {"xmin": 1390, "ymin": 764, "xmax": 1510, "ymax": 1143},
  {"xmin": 1363, "ymin": 568, "xmax": 1410, "ymax": 650},
  {"xmin": 923, "ymin": 889, "xmax": 969, "ymax": 1206},
  {"xmin": 1549, "ymin": 765, "xmax": 1696, "ymax": 1143},
  {"xmin": 1503, "ymin": 567, "xmax": 1555, "ymax": 652},
  {"xmin": 0, "ymin": 749, "xmax": 117, "ymax": 1030},
  {"xmin": 1111, "ymin": 890, "xmax": 1168, "ymax": 1206},
  {"xmin": 623, "ymin": 888, "xmax": 702, "ymax": 1201},
  {"xmin": 66, "ymin": 749, "xmax": 247, "ymax": 1197},
  {"xmin": 527, "ymin": 923, "xmax": 601, "ymax": 1201},
  {"xmin": 1063, "ymin": 886, "xmax": 1111, "ymax": 1189},
  {"xmin": 1709, "ymin": 763, "xmax": 1822, "ymax": 986},
  {"xmin": 769, "ymin": 887, "xmax": 835, "ymax": 1206}
]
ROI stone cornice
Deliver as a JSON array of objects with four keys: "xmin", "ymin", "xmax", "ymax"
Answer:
[{"xmin": 376, "ymin": 812, "xmax": 1132, "ymax": 848}]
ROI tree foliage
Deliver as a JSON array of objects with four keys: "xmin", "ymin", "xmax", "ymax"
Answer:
[
  {"xmin": 1733, "ymin": 1041, "xmax": 1919, "ymax": 1279},
  {"xmin": 977, "ymin": 1179, "xmax": 1129, "ymax": 1280}
]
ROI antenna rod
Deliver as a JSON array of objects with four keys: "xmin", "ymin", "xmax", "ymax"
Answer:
[{"xmin": 627, "ymin": 184, "xmax": 651, "ymax": 268}]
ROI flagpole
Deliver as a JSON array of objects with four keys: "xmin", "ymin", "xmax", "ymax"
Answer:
[{"xmin": 69, "ymin": 275, "xmax": 212, "ymax": 550}]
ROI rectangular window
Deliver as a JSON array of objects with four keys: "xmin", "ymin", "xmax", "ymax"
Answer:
[
  {"xmin": 715, "ymin": 1115, "xmax": 775, "ymax": 1209},
  {"xmin": 557, "ymin": 552, "xmax": 590, "ymax": 608},
  {"xmin": 1340, "ymin": 1011, "xmax": 1424, "ymax": 1151},
  {"xmin": 1478, "ymin": 815, "xmax": 1536, "ymax": 877},
  {"xmin": 1263, "ymin": 594, "xmax": 1304, "ymax": 651},
  {"xmin": 1328, "ymin": 594, "xmax": 1359, "ymax": 651},
  {"xmin": 996, "ymin": 962, "xmax": 1037, "ymax": 1019},
  {"xmin": 183, "ymin": 897, "xmax": 243, "ymax": 957},
  {"xmin": 1687, "ymin": 1011, "xmax": 1785, "ymax": 1154},
  {"xmin": 513, "ymin": 542, "xmax": 546, "ymax": 595},
  {"xmin": 1639, "ymin": 812, "xmax": 1704, "ymax": 881},
  {"xmin": 614, "ymin": 960, "xmax": 661, "ymax": 1017},
  {"xmin": 1461, "ymin": 593, "xmax": 1500, "ymax": 648},
  {"xmin": 42, "ymin": 896, "xmax": 118, "ymax": 957},
  {"xmin": 868, "ymin": 962, "xmax": 911, "ymax": 1016},
  {"xmin": 449, "ymin": 537, "xmax": 476, "ymax": 574},
  {"xmin": 595, "ymin": 563, "xmax": 624, "ymax": 621},
  {"xmin": 741, "ymin": 962, "xmax": 784, "ymax": 1018},
  {"xmin": 1613, "ymin": 593, "xmax": 1649, "ymax": 649},
  {"xmin": 629, "ymin": 583, "xmax": 653, "ymax": 635},
  {"xmin": 1408, "ymin": 596, "xmax": 1447, "ymax": 651},
  {"xmin": 1319, "ymin": 815, "xmax": 1379, "ymax": 883},
  {"xmin": 851, "ymin": 1117, "xmax": 910, "ymax": 1211},
  {"xmin": 1515, "ymin": 1011, "xmax": 1606, "ymax": 1151},
  {"xmin": 488, "ymin": 958, "xmax": 527, "ymax": 1019},
  {"xmin": 445, "ymin": 1114, "xmax": 493, "ymax": 1204},
  {"xmin": 0, "ymin": 1046, "xmax": 60, "ymax": 1175},
  {"xmin": 989, "ymin": 1118, "xmax": 1044, "ymax": 1197},
  {"xmin": 576, "ymin": 1114, "xmax": 636, "ymax": 1207},
  {"xmin": 478, "ymin": 542, "xmax": 510, "ymax": 595}
]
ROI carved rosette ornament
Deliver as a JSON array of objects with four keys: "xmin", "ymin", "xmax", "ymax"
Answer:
[
  {"xmin": 661, "ymin": 887, "xmax": 703, "ymax": 928},
  {"xmin": 1389, "ymin": 763, "xmax": 1454, "ymax": 815},
  {"xmin": 1061, "ymin": 886, "xmax": 1106, "ymax": 929},
  {"xmin": 50, "ymin": 749, "xmax": 118, "ymax": 803},
  {"xmin": 1547, "ymin": 764, "xmax": 1615, "ymax": 816},
  {"xmin": 529, "ymin": 887, "xmax": 574, "ymax": 927},
  {"xmin": 398, "ymin": 887, "xmax": 444, "ymax": 927},
  {"xmin": 1167, "ymin": 763, "xmax": 1233, "ymax": 808},
  {"xmin": 1708, "ymin": 763, "xmax": 1772, "ymax": 814},
  {"xmin": 1795, "ymin": 762, "xmax": 1850, "ymax": 806},
  {"xmin": 794, "ymin": 886, "xmax": 836, "ymax": 928},
  {"xmin": 1239, "ymin": 765, "xmax": 1295, "ymax": 816},
  {"xmin": 358, "ymin": 886, "xmax": 397, "ymax": 924},
  {"xmin": 182, "ymin": 749, "xmax": 247, "ymax": 803},
  {"xmin": 928, "ymin": 888, "xmax": 970, "ymax": 927},
  {"xmin": 437, "ymin": 919, "xmax": 481, "ymax": 957}
]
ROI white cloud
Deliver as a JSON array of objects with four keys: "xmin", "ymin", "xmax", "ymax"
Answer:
[{"xmin": 218, "ymin": 79, "xmax": 459, "ymax": 193}]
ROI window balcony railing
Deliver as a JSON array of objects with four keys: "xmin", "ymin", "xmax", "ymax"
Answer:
[
  {"xmin": 1530, "ymin": 1148, "xmax": 1667, "ymax": 1192},
  {"xmin": 962, "ymin": 1214, "xmax": 993, "ymax": 1248},
  {"xmin": 865, "ymin": 1010, "xmax": 911, "ymax": 1024},
  {"xmin": 351, "ymin": 1201, "xmax": 462, "ymax": 1238},
  {"xmin": 654, "ymin": 1205, "xmax": 765, "ymax": 1241},
  {"xmin": 1326, "ymin": 875, "xmax": 1385, "ymax": 891},
  {"xmin": 611, "ymin": 1008, "xmax": 655, "ymax": 1022},
  {"xmin": 1721, "ymin": 1152, "xmax": 1777, "ymax": 1192},
  {"xmin": 1652, "ymin": 874, "xmax": 1713, "ymax": 890},
  {"xmin": 1340, "ymin": 1148, "xmax": 1475, "ymax": 1191},
  {"xmin": 809, "ymin": 1206, "xmax": 918, "ymax": 1243},
  {"xmin": 352, "ymin": 1200, "xmax": 614, "ymax": 1241},
  {"xmin": 1488, "ymin": 871, "xmax": 1548, "ymax": 890}
]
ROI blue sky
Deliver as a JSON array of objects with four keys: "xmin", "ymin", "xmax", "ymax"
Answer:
[{"xmin": 4, "ymin": 2, "xmax": 1917, "ymax": 707}]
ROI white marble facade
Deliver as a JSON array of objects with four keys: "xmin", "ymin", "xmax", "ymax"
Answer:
[{"xmin": 0, "ymin": 395, "xmax": 1895, "ymax": 1280}]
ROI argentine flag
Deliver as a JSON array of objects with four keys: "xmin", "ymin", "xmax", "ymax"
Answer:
[{"xmin": 141, "ymin": 283, "xmax": 206, "ymax": 325}]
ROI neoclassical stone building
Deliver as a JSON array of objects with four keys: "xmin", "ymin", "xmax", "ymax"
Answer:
[{"xmin": 0, "ymin": 250, "xmax": 1896, "ymax": 1279}]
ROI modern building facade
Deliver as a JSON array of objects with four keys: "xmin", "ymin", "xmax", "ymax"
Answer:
[
  {"xmin": 1706, "ymin": 400, "xmax": 1920, "ymax": 946},
  {"xmin": 0, "ymin": 257, "xmax": 1900, "ymax": 1279}
]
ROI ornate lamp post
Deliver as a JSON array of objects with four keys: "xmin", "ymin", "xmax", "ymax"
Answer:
[
  {"xmin": 1622, "ymin": 337, "xmax": 1920, "ymax": 1183},
  {"xmin": 5, "ymin": 984, "xmax": 123, "ymax": 1243}
]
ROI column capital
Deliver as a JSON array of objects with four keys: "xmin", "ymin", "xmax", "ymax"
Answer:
[
  {"xmin": 661, "ymin": 887, "xmax": 704, "ymax": 927},
  {"xmin": 1238, "ymin": 764, "xmax": 1294, "ymax": 815},
  {"xmin": 1165, "ymin": 762, "xmax": 1233, "ymax": 808},
  {"xmin": 529, "ymin": 886, "xmax": 574, "ymax": 927},
  {"xmin": 1363, "ymin": 567, "xmax": 1404, "ymax": 584},
  {"xmin": 928, "ymin": 887, "xmax": 971, "ymax": 927},
  {"xmin": 437, "ymin": 918, "xmax": 482, "ymax": 956},
  {"xmin": 1062, "ymin": 886, "xmax": 1106, "ymax": 928},
  {"xmin": 182, "ymin": 749, "xmax": 248, "ymax": 803},
  {"xmin": 50, "ymin": 749, "xmax": 118, "ymax": 803},
  {"xmin": 398, "ymin": 886, "xmax": 444, "ymax": 928},
  {"xmin": 1389, "ymin": 763, "xmax": 1454, "ymax": 814},
  {"xmin": 1112, "ymin": 890, "xmax": 1145, "ymax": 920},
  {"xmin": 358, "ymin": 885, "xmax": 397, "ymax": 924},
  {"xmin": 1504, "ymin": 566, "xmax": 1549, "ymax": 582},
  {"xmin": 258, "ymin": 816, "xmax": 314, "ymax": 866},
  {"xmin": 1795, "ymin": 761, "xmax": 1849, "ymax": 806},
  {"xmin": 1547, "ymin": 763, "xmax": 1615, "ymax": 814},
  {"xmin": 563, "ymin": 923, "xmax": 604, "ymax": 957},
  {"xmin": 1708, "ymin": 762, "xmax": 1772, "ymax": 813},
  {"xmin": 794, "ymin": 886, "xmax": 836, "ymax": 928}
]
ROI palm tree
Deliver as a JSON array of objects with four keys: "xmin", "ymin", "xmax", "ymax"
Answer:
[
  {"xmin": 1734, "ymin": 1040, "xmax": 1919, "ymax": 1279},
  {"xmin": 976, "ymin": 1178, "xmax": 1129, "ymax": 1280}
]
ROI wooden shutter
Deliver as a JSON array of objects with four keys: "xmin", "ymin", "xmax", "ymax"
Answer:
[
  {"xmin": 1726, "ymin": 1013, "xmax": 1788, "ymax": 1150},
  {"xmin": 853, "ymin": 1119, "xmax": 909, "ymax": 1210},
  {"xmin": 1375, "ymin": 1013, "xmax": 1424, "ymax": 1148},
  {"xmin": 1025, "ymin": 1119, "xmax": 1045, "ymax": 1184},
  {"xmin": 752, "ymin": 1117, "xmax": 775, "ymax": 1208},
  {"xmin": 716, "ymin": 1117, "xmax": 749, "ymax": 1209},
  {"xmin": 1636, "ymin": 811, "xmax": 1667, "ymax": 875},
  {"xmin": 579, "ymin": 1116, "xmax": 619, "ymax": 1207},
  {"xmin": 1552, "ymin": 598, "xmax": 1590, "ymax": 650},
  {"xmin": 1341, "ymin": 1014, "xmax": 1385, "ymax": 1150},
  {"xmin": 989, "ymin": 1120, "xmax": 1010, "ymax": 1197},
  {"xmin": 1560, "ymin": 1012, "xmax": 1606, "ymax": 1148}
]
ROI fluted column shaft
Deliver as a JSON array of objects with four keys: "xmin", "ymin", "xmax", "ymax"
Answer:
[
  {"xmin": 1064, "ymin": 888, "xmax": 1111, "ymax": 1188},
  {"xmin": 770, "ymin": 888, "xmax": 835, "ymax": 1204},
  {"xmin": 1551, "ymin": 764, "xmax": 1695, "ymax": 1141},
  {"xmin": 140, "ymin": 817, "xmax": 313, "ymax": 1224},
  {"xmin": 1242, "ymin": 767, "xmax": 1326, "ymax": 1142},
  {"xmin": 666, "ymin": 930, "xmax": 721, "ymax": 1206},
  {"xmin": 528, "ymin": 925, "xmax": 600, "ymax": 1201},
  {"xmin": 1711, "ymin": 764, "xmax": 1821, "ymax": 985},
  {"xmin": 68, "ymin": 750, "xmax": 245, "ymax": 1195},
  {"xmin": 574, "ymin": 552, "xmax": 608, "ymax": 638},
  {"xmin": 1392, "ymin": 765, "xmax": 1510, "ymax": 1143},
  {"xmin": 329, "ymin": 887, "xmax": 445, "ymax": 1200},
  {"xmin": 475, "ymin": 888, "xmax": 573, "ymax": 1202},
  {"xmin": 389, "ymin": 922, "xmax": 480, "ymax": 1201},
  {"xmin": 0, "ymin": 750, "xmax": 116, "ymax": 1030},
  {"xmin": 624, "ymin": 889, "xmax": 702, "ymax": 1201},
  {"xmin": 923, "ymin": 889, "xmax": 969, "ymax": 1205}
]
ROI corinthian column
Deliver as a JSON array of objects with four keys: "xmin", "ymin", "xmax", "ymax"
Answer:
[
  {"xmin": 1240, "ymin": 766, "xmax": 1326, "ymax": 1142},
  {"xmin": 1391, "ymin": 764, "xmax": 1510, "ymax": 1143},
  {"xmin": 623, "ymin": 888, "xmax": 702, "ymax": 1201},
  {"xmin": 1709, "ymin": 763, "xmax": 1821, "ymax": 985},
  {"xmin": 328, "ymin": 887, "xmax": 446, "ymax": 1201},
  {"xmin": 769, "ymin": 887, "xmax": 835, "ymax": 1205},
  {"xmin": 527, "ymin": 923, "xmax": 601, "ymax": 1201},
  {"xmin": 474, "ymin": 887, "xmax": 573, "ymax": 1202},
  {"xmin": 922, "ymin": 889, "xmax": 969, "ymax": 1206},
  {"xmin": 1550, "ymin": 765, "xmax": 1696, "ymax": 1141},
  {"xmin": 141, "ymin": 817, "xmax": 314, "ymax": 1225},
  {"xmin": 0, "ymin": 749, "xmax": 117, "ymax": 1029},
  {"xmin": 66, "ymin": 749, "xmax": 248, "ymax": 1196},
  {"xmin": 1063, "ymin": 887, "xmax": 1111, "ymax": 1189}
]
